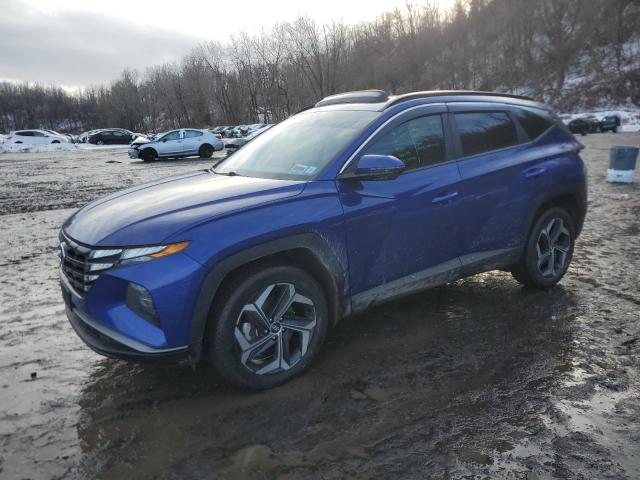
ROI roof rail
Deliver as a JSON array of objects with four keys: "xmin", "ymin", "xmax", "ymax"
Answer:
[
  {"xmin": 315, "ymin": 89, "xmax": 389, "ymax": 107},
  {"xmin": 385, "ymin": 90, "xmax": 534, "ymax": 108}
]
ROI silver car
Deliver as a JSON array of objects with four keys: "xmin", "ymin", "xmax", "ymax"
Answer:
[{"xmin": 128, "ymin": 129, "xmax": 224, "ymax": 162}]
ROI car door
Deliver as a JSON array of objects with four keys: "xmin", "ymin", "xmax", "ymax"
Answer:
[
  {"xmin": 111, "ymin": 130, "xmax": 127, "ymax": 144},
  {"xmin": 183, "ymin": 130, "xmax": 203, "ymax": 154},
  {"xmin": 337, "ymin": 105, "xmax": 465, "ymax": 307},
  {"xmin": 32, "ymin": 130, "xmax": 48, "ymax": 145},
  {"xmin": 449, "ymin": 104, "xmax": 553, "ymax": 273},
  {"xmin": 155, "ymin": 130, "xmax": 182, "ymax": 156}
]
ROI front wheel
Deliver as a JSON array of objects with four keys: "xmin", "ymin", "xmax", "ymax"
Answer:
[
  {"xmin": 140, "ymin": 149, "xmax": 157, "ymax": 162},
  {"xmin": 208, "ymin": 265, "xmax": 329, "ymax": 390},
  {"xmin": 511, "ymin": 207, "xmax": 575, "ymax": 289}
]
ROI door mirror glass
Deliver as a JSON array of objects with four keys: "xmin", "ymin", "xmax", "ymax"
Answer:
[{"xmin": 340, "ymin": 154, "xmax": 405, "ymax": 181}]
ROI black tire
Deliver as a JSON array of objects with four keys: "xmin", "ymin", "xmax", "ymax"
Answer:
[
  {"xmin": 199, "ymin": 144, "xmax": 214, "ymax": 158},
  {"xmin": 97, "ymin": 140, "xmax": 104, "ymax": 145},
  {"xmin": 141, "ymin": 149, "xmax": 157, "ymax": 162},
  {"xmin": 511, "ymin": 207, "xmax": 575, "ymax": 289},
  {"xmin": 208, "ymin": 264, "xmax": 329, "ymax": 390},
  {"xmin": 51, "ymin": 140, "xmax": 60, "ymax": 144}
]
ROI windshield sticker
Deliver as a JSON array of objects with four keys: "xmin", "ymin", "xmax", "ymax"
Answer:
[{"xmin": 290, "ymin": 164, "xmax": 318, "ymax": 175}]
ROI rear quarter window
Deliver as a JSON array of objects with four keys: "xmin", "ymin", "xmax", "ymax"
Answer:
[
  {"xmin": 454, "ymin": 112, "xmax": 518, "ymax": 156},
  {"xmin": 513, "ymin": 108, "xmax": 553, "ymax": 140}
]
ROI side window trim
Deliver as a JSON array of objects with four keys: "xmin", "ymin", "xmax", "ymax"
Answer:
[{"xmin": 506, "ymin": 109, "xmax": 529, "ymax": 144}]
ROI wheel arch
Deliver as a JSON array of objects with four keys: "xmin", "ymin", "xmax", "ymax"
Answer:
[
  {"xmin": 141, "ymin": 147, "xmax": 158, "ymax": 158},
  {"xmin": 527, "ymin": 189, "xmax": 586, "ymax": 242},
  {"xmin": 188, "ymin": 233, "xmax": 346, "ymax": 363}
]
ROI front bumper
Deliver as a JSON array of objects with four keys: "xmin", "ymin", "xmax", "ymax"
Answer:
[
  {"xmin": 128, "ymin": 147, "xmax": 140, "ymax": 159},
  {"xmin": 65, "ymin": 303, "xmax": 188, "ymax": 362},
  {"xmin": 59, "ymin": 244, "xmax": 205, "ymax": 363},
  {"xmin": 61, "ymin": 271, "xmax": 189, "ymax": 362}
]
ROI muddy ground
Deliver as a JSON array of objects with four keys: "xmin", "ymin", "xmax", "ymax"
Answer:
[{"xmin": 0, "ymin": 135, "xmax": 638, "ymax": 479}]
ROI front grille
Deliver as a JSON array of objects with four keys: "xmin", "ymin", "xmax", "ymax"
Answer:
[{"xmin": 59, "ymin": 233, "xmax": 122, "ymax": 295}]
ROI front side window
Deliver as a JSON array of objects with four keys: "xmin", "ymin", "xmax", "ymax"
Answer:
[
  {"xmin": 454, "ymin": 112, "xmax": 518, "ymax": 156},
  {"xmin": 160, "ymin": 131, "xmax": 181, "ymax": 141},
  {"xmin": 214, "ymin": 110, "xmax": 377, "ymax": 180},
  {"xmin": 363, "ymin": 115, "xmax": 446, "ymax": 171},
  {"xmin": 184, "ymin": 130, "xmax": 203, "ymax": 138}
]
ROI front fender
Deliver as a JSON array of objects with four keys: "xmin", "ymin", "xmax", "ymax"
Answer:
[{"xmin": 186, "ymin": 232, "xmax": 347, "ymax": 363}]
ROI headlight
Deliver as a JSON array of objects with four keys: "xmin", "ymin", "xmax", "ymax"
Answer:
[{"xmin": 118, "ymin": 241, "xmax": 190, "ymax": 265}]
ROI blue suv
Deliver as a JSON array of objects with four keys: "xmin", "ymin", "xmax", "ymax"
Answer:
[{"xmin": 59, "ymin": 90, "xmax": 587, "ymax": 389}]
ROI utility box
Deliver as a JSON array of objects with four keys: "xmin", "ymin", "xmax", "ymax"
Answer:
[{"xmin": 607, "ymin": 146, "xmax": 638, "ymax": 183}]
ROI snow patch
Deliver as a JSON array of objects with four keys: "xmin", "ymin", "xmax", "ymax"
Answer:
[{"xmin": 0, "ymin": 143, "xmax": 129, "ymax": 154}]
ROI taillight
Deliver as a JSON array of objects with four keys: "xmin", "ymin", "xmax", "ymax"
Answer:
[{"xmin": 6, "ymin": 135, "xmax": 12, "ymax": 140}]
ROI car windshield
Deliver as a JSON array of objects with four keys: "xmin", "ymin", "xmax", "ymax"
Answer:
[{"xmin": 213, "ymin": 110, "xmax": 378, "ymax": 180}]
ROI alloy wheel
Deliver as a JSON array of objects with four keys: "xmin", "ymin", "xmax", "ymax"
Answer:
[
  {"xmin": 536, "ymin": 217, "xmax": 571, "ymax": 278},
  {"xmin": 234, "ymin": 283, "xmax": 317, "ymax": 375}
]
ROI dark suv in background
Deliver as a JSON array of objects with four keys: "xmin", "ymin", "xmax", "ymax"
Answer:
[
  {"xmin": 599, "ymin": 115, "xmax": 621, "ymax": 133},
  {"xmin": 59, "ymin": 90, "xmax": 587, "ymax": 389}
]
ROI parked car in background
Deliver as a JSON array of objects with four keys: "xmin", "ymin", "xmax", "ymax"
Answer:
[
  {"xmin": 88, "ymin": 129, "xmax": 138, "ymax": 145},
  {"xmin": 567, "ymin": 117, "xmax": 600, "ymax": 135},
  {"xmin": 6, "ymin": 129, "xmax": 71, "ymax": 145},
  {"xmin": 60, "ymin": 89, "xmax": 586, "ymax": 390},
  {"xmin": 224, "ymin": 124, "xmax": 273, "ymax": 154},
  {"xmin": 128, "ymin": 128, "xmax": 223, "ymax": 162},
  {"xmin": 599, "ymin": 115, "xmax": 620, "ymax": 133},
  {"xmin": 78, "ymin": 129, "xmax": 102, "ymax": 143},
  {"xmin": 45, "ymin": 130, "xmax": 75, "ymax": 143}
]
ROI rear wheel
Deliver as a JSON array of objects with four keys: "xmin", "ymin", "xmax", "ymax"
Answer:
[
  {"xmin": 97, "ymin": 140, "xmax": 104, "ymax": 145},
  {"xmin": 199, "ymin": 144, "xmax": 214, "ymax": 158},
  {"xmin": 51, "ymin": 140, "xmax": 60, "ymax": 144},
  {"xmin": 512, "ymin": 207, "xmax": 575, "ymax": 288},
  {"xmin": 208, "ymin": 265, "xmax": 329, "ymax": 390},
  {"xmin": 141, "ymin": 149, "xmax": 157, "ymax": 162}
]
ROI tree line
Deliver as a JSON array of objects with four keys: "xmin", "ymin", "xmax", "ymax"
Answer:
[{"xmin": 0, "ymin": 0, "xmax": 638, "ymax": 133}]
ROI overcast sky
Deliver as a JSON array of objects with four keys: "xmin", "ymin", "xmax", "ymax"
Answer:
[{"xmin": 0, "ymin": 0, "xmax": 453, "ymax": 89}]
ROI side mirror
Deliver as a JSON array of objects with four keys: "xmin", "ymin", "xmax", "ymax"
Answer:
[{"xmin": 339, "ymin": 154, "xmax": 405, "ymax": 181}]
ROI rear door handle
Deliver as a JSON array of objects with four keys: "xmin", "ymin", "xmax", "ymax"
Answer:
[
  {"xmin": 432, "ymin": 191, "xmax": 459, "ymax": 204},
  {"xmin": 523, "ymin": 166, "xmax": 547, "ymax": 178}
]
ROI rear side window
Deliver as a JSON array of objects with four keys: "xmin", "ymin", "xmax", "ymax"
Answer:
[
  {"xmin": 513, "ymin": 108, "xmax": 553, "ymax": 140},
  {"xmin": 16, "ymin": 131, "xmax": 32, "ymax": 136},
  {"xmin": 363, "ymin": 115, "xmax": 445, "ymax": 171},
  {"xmin": 454, "ymin": 112, "xmax": 518, "ymax": 156},
  {"xmin": 184, "ymin": 130, "xmax": 203, "ymax": 138}
]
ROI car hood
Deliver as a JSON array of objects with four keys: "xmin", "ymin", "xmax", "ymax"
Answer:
[
  {"xmin": 131, "ymin": 136, "xmax": 151, "ymax": 146},
  {"xmin": 63, "ymin": 171, "xmax": 307, "ymax": 246}
]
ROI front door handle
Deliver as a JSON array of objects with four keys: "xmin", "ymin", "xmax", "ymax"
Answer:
[
  {"xmin": 523, "ymin": 166, "xmax": 547, "ymax": 178},
  {"xmin": 432, "ymin": 191, "xmax": 459, "ymax": 204}
]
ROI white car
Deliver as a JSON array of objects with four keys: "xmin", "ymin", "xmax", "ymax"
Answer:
[
  {"xmin": 6, "ymin": 129, "xmax": 71, "ymax": 145},
  {"xmin": 128, "ymin": 128, "xmax": 224, "ymax": 162}
]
